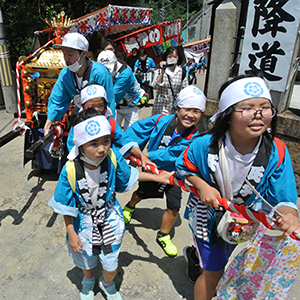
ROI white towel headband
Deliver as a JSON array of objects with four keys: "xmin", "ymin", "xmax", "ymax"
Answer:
[
  {"xmin": 210, "ymin": 77, "xmax": 272, "ymax": 122},
  {"xmin": 68, "ymin": 115, "xmax": 111, "ymax": 160}
]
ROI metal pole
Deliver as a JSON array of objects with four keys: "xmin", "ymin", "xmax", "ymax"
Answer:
[
  {"xmin": 0, "ymin": 9, "xmax": 17, "ymax": 113},
  {"xmin": 161, "ymin": 0, "xmax": 165, "ymax": 22},
  {"xmin": 187, "ymin": 0, "xmax": 189, "ymax": 33},
  {"xmin": 200, "ymin": 0, "xmax": 204, "ymax": 40}
]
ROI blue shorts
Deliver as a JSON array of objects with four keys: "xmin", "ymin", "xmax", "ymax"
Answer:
[
  {"xmin": 67, "ymin": 242, "xmax": 120, "ymax": 272},
  {"xmin": 194, "ymin": 235, "xmax": 237, "ymax": 271}
]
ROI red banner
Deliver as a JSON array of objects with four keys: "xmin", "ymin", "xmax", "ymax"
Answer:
[{"xmin": 114, "ymin": 20, "xmax": 182, "ymax": 55}]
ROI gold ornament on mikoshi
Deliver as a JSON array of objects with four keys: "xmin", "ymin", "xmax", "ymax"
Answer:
[
  {"xmin": 45, "ymin": 11, "xmax": 73, "ymax": 31},
  {"xmin": 18, "ymin": 56, "xmax": 27, "ymax": 63}
]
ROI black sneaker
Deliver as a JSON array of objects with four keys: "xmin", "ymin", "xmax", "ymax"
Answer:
[{"xmin": 183, "ymin": 245, "xmax": 203, "ymax": 283}]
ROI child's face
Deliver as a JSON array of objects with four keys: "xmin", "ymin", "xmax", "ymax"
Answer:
[
  {"xmin": 176, "ymin": 107, "xmax": 203, "ymax": 131},
  {"xmin": 83, "ymin": 98, "xmax": 106, "ymax": 112},
  {"xmin": 229, "ymin": 97, "xmax": 273, "ymax": 141},
  {"xmin": 167, "ymin": 51, "xmax": 178, "ymax": 61},
  {"xmin": 81, "ymin": 134, "xmax": 111, "ymax": 162}
]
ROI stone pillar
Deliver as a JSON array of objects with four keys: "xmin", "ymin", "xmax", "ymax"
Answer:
[
  {"xmin": 0, "ymin": 9, "xmax": 17, "ymax": 113},
  {"xmin": 274, "ymin": 24, "xmax": 300, "ymax": 112},
  {"xmin": 206, "ymin": 2, "xmax": 237, "ymax": 100}
]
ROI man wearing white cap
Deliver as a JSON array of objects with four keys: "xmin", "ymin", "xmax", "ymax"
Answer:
[
  {"xmin": 44, "ymin": 32, "xmax": 115, "ymax": 135},
  {"xmin": 121, "ymin": 85, "xmax": 206, "ymax": 257},
  {"xmin": 97, "ymin": 50, "xmax": 148, "ymax": 131},
  {"xmin": 49, "ymin": 108, "xmax": 173, "ymax": 300}
]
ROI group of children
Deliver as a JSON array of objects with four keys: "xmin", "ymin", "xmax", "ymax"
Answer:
[{"xmin": 48, "ymin": 70, "xmax": 300, "ymax": 300}]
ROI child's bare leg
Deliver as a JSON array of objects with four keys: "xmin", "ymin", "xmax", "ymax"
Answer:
[
  {"xmin": 127, "ymin": 191, "xmax": 142, "ymax": 208},
  {"xmin": 81, "ymin": 269, "xmax": 95, "ymax": 298},
  {"xmin": 194, "ymin": 269, "xmax": 224, "ymax": 300},
  {"xmin": 160, "ymin": 208, "xmax": 178, "ymax": 234},
  {"xmin": 99, "ymin": 268, "xmax": 122, "ymax": 299},
  {"xmin": 123, "ymin": 192, "xmax": 142, "ymax": 224},
  {"xmin": 156, "ymin": 208, "xmax": 179, "ymax": 256},
  {"xmin": 102, "ymin": 268, "xmax": 117, "ymax": 284},
  {"xmin": 82, "ymin": 268, "xmax": 94, "ymax": 279}
]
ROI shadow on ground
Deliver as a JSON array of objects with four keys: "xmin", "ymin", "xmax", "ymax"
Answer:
[{"xmin": 0, "ymin": 169, "xmax": 59, "ymax": 227}]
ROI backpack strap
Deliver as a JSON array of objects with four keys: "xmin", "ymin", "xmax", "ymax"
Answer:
[
  {"xmin": 108, "ymin": 148, "xmax": 117, "ymax": 169},
  {"xmin": 273, "ymin": 137, "xmax": 285, "ymax": 168},
  {"xmin": 66, "ymin": 160, "xmax": 76, "ymax": 194},
  {"xmin": 155, "ymin": 114, "xmax": 166, "ymax": 126},
  {"xmin": 65, "ymin": 150, "xmax": 117, "ymax": 194}
]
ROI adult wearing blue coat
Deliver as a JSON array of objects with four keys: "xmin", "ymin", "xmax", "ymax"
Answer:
[
  {"xmin": 98, "ymin": 50, "xmax": 147, "ymax": 131},
  {"xmin": 44, "ymin": 32, "xmax": 115, "ymax": 135}
]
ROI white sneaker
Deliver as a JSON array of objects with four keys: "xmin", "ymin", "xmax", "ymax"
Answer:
[{"xmin": 80, "ymin": 277, "xmax": 95, "ymax": 300}]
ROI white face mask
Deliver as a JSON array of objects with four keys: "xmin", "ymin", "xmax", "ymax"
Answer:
[
  {"xmin": 167, "ymin": 59, "xmax": 177, "ymax": 66},
  {"xmin": 132, "ymin": 52, "xmax": 137, "ymax": 56},
  {"xmin": 80, "ymin": 152, "xmax": 104, "ymax": 167},
  {"xmin": 67, "ymin": 53, "xmax": 83, "ymax": 72},
  {"xmin": 140, "ymin": 56, "xmax": 147, "ymax": 61}
]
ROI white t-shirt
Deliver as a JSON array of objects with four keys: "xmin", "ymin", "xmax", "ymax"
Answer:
[
  {"xmin": 224, "ymin": 131, "xmax": 262, "ymax": 196},
  {"xmin": 84, "ymin": 166, "xmax": 105, "ymax": 208}
]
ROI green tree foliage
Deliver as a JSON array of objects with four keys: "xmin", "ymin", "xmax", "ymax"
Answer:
[{"xmin": 0, "ymin": 0, "xmax": 202, "ymax": 66}]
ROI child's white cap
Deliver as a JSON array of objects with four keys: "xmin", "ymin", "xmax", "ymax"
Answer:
[
  {"xmin": 210, "ymin": 77, "xmax": 272, "ymax": 122},
  {"xmin": 81, "ymin": 84, "xmax": 107, "ymax": 105},
  {"xmin": 68, "ymin": 115, "xmax": 111, "ymax": 160},
  {"xmin": 176, "ymin": 85, "xmax": 206, "ymax": 112},
  {"xmin": 61, "ymin": 33, "xmax": 89, "ymax": 51},
  {"xmin": 97, "ymin": 50, "xmax": 117, "ymax": 73}
]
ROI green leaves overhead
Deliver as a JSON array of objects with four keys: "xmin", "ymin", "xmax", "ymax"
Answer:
[{"xmin": 0, "ymin": 0, "xmax": 202, "ymax": 66}]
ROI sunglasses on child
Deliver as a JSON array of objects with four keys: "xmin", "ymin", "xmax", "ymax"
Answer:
[{"xmin": 234, "ymin": 107, "xmax": 276, "ymax": 120}]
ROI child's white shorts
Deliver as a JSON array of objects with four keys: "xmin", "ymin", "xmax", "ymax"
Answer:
[{"xmin": 67, "ymin": 242, "xmax": 120, "ymax": 271}]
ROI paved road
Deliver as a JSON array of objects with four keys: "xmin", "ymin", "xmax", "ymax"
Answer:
[{"xmin": 0, "ymin": 74, "xmax": 299, "ymax": 299}]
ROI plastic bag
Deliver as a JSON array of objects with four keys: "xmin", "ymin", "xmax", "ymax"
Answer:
[{"xmin": 217, "ymin": 226, "xmax": 300, "ymax": 300}]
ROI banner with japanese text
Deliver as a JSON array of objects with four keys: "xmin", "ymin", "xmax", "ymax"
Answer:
[
  {"xmin": 68, "ymin": 5, "xmax": 151, "ymax": 36},
  {"xmin": 114, "ymin": 20, "xmax": 182, "ymax": 56},
  {"xmin": 239, "ymin": 0, "xmax": 300, "ymax": 92}
]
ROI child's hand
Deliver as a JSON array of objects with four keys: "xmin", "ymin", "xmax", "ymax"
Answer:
[
  {"xmin": 157, "ymin": 171, "xmax": 175, "ymax": 184},
  {"xmin": 140, "ymin": 152, "xmax": 157, "ymax": 169},
  {"xmin": 184, "ymin": 175, "xmax": 221, "ymax": 209},
  {"xmin": 199, "ymin": 185, "xmax": 221, "ymax": 209},
  {"xmin": 276, "ymin": 213, "xmax": 300, "ymax": 237},
  {"xmin": 68, "ymin": 231, "xmax": 83, "ymax": 254}
]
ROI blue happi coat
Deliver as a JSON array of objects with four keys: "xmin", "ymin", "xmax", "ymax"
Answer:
[
  {"xmin": 48, "ymin": 149, "xmax": 139, "ymax": 257},
  {"xmin": 47, "ymin": 61, "xmax": 115, "ymax": 121},
  {"xmin": 120, "ymin": 114, "xmax": 199, "ymax": 172},
  {"xmin": 176, "ymin": 134, "xmax": 298, "ymax": 242}
]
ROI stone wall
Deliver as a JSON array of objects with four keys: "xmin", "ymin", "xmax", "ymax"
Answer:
[{"xmin": 197, "ymin": 99, "xmax": 300, "ymax": 195}]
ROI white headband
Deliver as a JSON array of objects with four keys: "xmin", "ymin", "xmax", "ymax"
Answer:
[
  {"xmin": 176, "ymin": 85, "xmax": 206, "ymax": 112},
  {"xmin": 81, "ymin": 84, "xmax": 107, "ymax": 105},
  {"xmin": 210, "ymin": 77, "xmax": 272, "ymax": 122},
  {"xmin": 68, "ymin": 115, "xmax": 111, "ymax": 160}
]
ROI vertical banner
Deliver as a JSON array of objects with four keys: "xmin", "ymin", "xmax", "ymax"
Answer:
[{"xmin": 239, "ymin": 0, "xmax": 300, "ymax": 92}]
